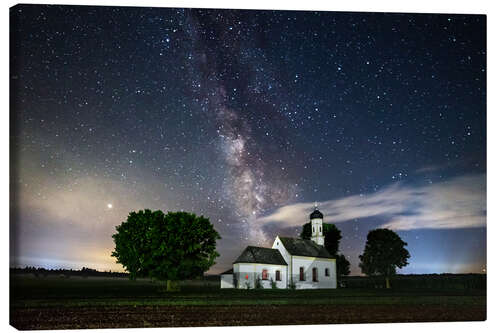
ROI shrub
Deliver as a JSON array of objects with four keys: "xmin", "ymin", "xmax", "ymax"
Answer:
[{"xmin": 255, "ymin": 277, "xmax": 263, "ymax": 289}]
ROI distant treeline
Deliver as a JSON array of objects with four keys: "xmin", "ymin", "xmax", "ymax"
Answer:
[
  {"xmin": 10, "ymin": 266, "xmax": 129, "ymax": 278},
  {"xmin": 341, "ymin": 273, "xmax": 486, "ymax": 290}
]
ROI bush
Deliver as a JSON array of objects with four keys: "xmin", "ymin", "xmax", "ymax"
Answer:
[
  {"xmin": 255, "ymin": 277, "xmax": 263, "ymax": 289},
  {"xmin": 270, "ymin": 278, "xmax": 277, "ymax": 289}
]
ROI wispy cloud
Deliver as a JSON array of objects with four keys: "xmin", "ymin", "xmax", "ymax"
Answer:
[
  {"xmin": 415, "ymin": 165, "xmax": 443, "ymax": 174},
  {"xmin": 255, "ymin": 174, "xmax": 486, "ymax": 231}
]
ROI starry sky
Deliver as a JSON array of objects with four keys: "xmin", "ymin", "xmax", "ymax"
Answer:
[{"xmin": 10, "ymin": 4, "xmax": 486, "ymax": 275}]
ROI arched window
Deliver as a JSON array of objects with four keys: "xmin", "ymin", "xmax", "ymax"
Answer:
[
  {"xmin": 299, "ymin": 267, "xmax": 305, "ymax": 281},
  {"xmin": 320, "ymin": 226, "xmax": 322, "ymax": 233},
  {"xmin": 313, "ymin": 267, "xmax": 318, "ymax": 282},
  {"xmin": 262, "ymin": 269, "xmax": 268, "ymax": 280},
  {"xmin": 325, "ymin": 268, "xmax": 330, "ymax": 277},
  {"xmin": 276, "ymin": 270, "xmax": 281, "ymax": 281},
  {"xmin": 312, "ymin": 226, "xmax": 315, "ymax": 233}
]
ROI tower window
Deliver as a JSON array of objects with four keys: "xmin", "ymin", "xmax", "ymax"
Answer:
[
  {"xmin": 325, "ymin": 268, "xmax": 330, "ymax": 277},
  {"xmin": 276, "ymin": 270, "xmax": 281, "ymax": 281},
  {"xmin": 313, "ymin": 268, "xmax": 318, "ymax": 282},
  {"xmin": 320, "ymin": 226, "xmax": 322, "ymax": 233},
  {"xmin": 313, "ymin": 226, "xmax": 315, "ymax": 233},
  {"xmin": 299, "ymin": 267, "xmax": 305, "ymax": 281},
  {"xmin": 262, "ymin": 269, "xmax": 268, "ymax": 280}
]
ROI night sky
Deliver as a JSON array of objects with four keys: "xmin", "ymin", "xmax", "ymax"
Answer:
[{"xmin": 10, "ymin": 4, "xmax": 486, "ymax": 275}]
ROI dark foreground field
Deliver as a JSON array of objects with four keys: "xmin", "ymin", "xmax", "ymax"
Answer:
[{"xmin": 10, "ymin": 275, "xmax": 486, "ymax": 330}]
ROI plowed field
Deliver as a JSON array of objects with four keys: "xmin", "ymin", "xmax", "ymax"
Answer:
[{"xmin": 11, "ymin": 304, "xmax": 486, "ymax": 330}]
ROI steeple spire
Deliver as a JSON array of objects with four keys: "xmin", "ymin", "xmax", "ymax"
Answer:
[{"xmin": 310, "ymin": 204, "xmax": 324, "ymax": 246}]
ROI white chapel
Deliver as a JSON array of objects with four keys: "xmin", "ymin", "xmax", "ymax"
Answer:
[{"xmin": 220, "ymin": 207, "xmax": 337, "ymax": 289}]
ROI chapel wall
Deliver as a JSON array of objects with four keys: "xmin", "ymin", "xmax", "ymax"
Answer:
[
  {"xmin": 291, "ymin": 256, "xmax": 337, "ymax": 289},
  {"xmin": 233, "ymin": 263, "xmax": 287, "ymax": 289}
]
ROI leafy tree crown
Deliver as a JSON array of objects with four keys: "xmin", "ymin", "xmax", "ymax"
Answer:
[
  {"xmin": 336, "ymin": 253, "xmax": 351, "ymax": 277},
  {"xmin": 358, "ymin": 228, "xmax": 410, "ymax": 277},
  {"xmin": 112, "ymin": 209, "xmax": 220, "ymax": 281},
  {"xmin": 300, "ymin": 222, "xmax": 342, "ymax": 256}
]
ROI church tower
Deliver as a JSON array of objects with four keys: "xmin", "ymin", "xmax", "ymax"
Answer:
[{"xmin": 310, "ymin": 204, "xmax": 324, "ymax": 246}]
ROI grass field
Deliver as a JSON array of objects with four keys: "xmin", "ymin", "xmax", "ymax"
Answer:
[{"xmin": 10, "ymin": 274, "xmax": 486, "ymax": 329}]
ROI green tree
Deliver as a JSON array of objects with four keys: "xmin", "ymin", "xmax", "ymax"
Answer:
[
  {"xmin": 358, "ymin": 228, "xmax": 410, "ymax": 289},
  {"xmin": 111, "ymin": 209, "xmax": 220, "ymax": 291},
  {"xmin": 300, "ymin": 222, "xmax": 342, "ymax": 256},
  {"xmin": 336, "ymin": 253, "xmax": 351, "ymax": 278}
]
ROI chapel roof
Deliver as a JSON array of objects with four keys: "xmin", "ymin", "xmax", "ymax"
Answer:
[
  {"xmin": 220, "ymin": 268, "xmax": 233, "ymax": 275},
  {"xmin": 278, "ymin": 237, "xmax": 335, "ymax": 259},
  {"xmin": 233, "ymin": 246, "xmax": 288, "ymax": 265},
  {"xmin": 310, "ymin": 209, "xmax": 324, "ymax": 219}
]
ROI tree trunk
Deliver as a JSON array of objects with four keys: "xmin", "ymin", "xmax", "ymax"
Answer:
[
  {"xmin": 166, "ymin": 280, "xmax": 180, "ymax": 292},
  {"xmin": 385, "ymin": 276, "xmax": 391, "ymax": 289}
]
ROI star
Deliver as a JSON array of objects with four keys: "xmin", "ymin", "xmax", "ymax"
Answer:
[{"xmin": 10, "ymin": 5, "xmax": 486, "ymax": 275}]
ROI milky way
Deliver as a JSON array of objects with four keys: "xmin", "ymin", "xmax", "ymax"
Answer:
[
  {"xmin": 182, "ymin": 10, "xmax": 298, "ymax": 243},
  {"xmin": 10, "ymin": 5, "xmax": 486, "ymax": 274}
]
